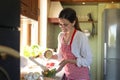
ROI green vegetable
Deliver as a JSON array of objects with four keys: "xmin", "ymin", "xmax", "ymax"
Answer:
[
  {"xmin": 23, "ymin": 44, "xmax": 46, "ymax": 57},
  {"xmin": 42, "ymin": 68, "xmax": 56, "ymax": 78}
]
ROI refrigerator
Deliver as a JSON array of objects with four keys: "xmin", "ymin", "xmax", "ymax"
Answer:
[
  {"xmin": 103, "ymin": 9, "xmax": 120, "ymax": 80},
  {"xmin": 0, "ymin": 0, "xmax": 20, "ymax": 80}
]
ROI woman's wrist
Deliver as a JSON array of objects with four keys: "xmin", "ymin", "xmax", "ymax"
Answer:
[{"xmin": 67, "ymin": 59, "xmax": 77, "ymax": 64}]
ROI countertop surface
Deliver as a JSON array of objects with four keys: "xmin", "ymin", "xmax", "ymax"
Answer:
[{"xmin": 20, "ymin": 56, "xmax": 64, "ymax": 80}]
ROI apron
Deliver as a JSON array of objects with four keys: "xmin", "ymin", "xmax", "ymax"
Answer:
[{"xmin": 60, "ymin": 29, "xmax": 90, "ymax": 80}]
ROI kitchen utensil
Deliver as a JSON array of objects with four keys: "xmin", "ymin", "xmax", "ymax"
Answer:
[{"xmin": 29, "ymin": 57, "xmax": 48, "ymax": 71}]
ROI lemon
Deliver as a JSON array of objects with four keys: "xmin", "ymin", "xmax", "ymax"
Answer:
[{"xmin": 44, "ymin": 50, "xmax": 53, "ymax": 59}]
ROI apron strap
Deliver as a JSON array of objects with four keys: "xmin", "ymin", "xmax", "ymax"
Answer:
[{"xmin": 70, "ymin": 29, "xmax": 76, "ymax": 49}]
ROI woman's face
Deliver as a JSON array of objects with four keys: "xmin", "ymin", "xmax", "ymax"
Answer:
[{"xmin": 59, "ymin": 18, "xmax": 75, "ymax": 33}]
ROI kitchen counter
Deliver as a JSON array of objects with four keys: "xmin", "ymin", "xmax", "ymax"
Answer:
[{"xmin": 20, "ymin": 56, "xmax": 64, "ymax": 80}]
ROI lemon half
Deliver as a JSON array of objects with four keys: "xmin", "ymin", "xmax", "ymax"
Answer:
[{"xmin": 44, "ymin": 50, "xmax": 53, "ymax": 59}]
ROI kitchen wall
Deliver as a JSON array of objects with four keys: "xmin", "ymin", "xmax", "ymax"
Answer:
[
  {"xmin": 47, "ymin": 23, "xmax": 60, "ymax": 49},
  {"xmin": 47, "ymin": 2, "xmax": 120, "ymax": 80}
]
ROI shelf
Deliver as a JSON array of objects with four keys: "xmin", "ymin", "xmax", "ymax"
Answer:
[
  {"xmin": 48, "ymin": 18, "xmax": 59, "ymax": 24},
  {"xmin": 79, "ymin": 21, "xmax": 98, "ymax": 23},
  {"xmin": 48, "ymin": 18, "xmax": 98, "ymax": 24}
]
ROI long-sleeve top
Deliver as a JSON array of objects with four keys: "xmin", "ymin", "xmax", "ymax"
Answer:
[{"xmin": 56, "ymin": 30, "xmax": 92, "ymax": 67}]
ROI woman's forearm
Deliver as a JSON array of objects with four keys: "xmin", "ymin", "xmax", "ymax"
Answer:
[{"xmin": 66, "ymin": 59, "xmax": 77, "ymax": 64}]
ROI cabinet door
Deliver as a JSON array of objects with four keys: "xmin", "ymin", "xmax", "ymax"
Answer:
[
  {"xmin": 21, "ymin": 0, "xmax": 31, "ymax": 7},
  {"xmin": 21, "ymin": 0, "xmax": 38, "ymax": 20},
  {"xmin": 31, "ymin": 0, "xmax": 38, "ymax": 20},
  {"xmin": 21, "ymin": 3, "xmax": 30, "ymax": 17},
  {"xmin": 21, "ymin": 0, "xmax": 31, "ymax": 18}
]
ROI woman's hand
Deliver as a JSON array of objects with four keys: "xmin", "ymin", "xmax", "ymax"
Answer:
[
  {"xmin": 56, "ymin": 59, "xmax": 77, "ymax": 73},
  {"xmin": 56, "ymin": 59, "xmax": 68, "ymax": 72}
]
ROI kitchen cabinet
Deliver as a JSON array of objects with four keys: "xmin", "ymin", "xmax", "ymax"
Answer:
[
  {"xmin": 21, "ymin": 3, "xmax": 30, "ymax": 19},
  {"xmin": 21, "ymin": 0, "xmax": 38, "ymax": 20},
  {"xmin": 30, "ymin": 0, "xmax": 38, "ymax": 20}
]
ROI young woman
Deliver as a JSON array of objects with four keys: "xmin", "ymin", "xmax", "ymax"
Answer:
[{"xmin": 52, "ymin": 8, "xmax": 92, "ymax": 80}]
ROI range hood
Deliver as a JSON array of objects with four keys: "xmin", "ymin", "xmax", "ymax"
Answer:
[{"xmin": 48, "ymin": 1, "xmax": 63, "ymax": 23}]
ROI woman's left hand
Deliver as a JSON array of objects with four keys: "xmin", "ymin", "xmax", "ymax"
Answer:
[
  {"xmin": 56, "ymin": 59, "xmax": 68, "ymax": 73},
  {"xmin": 56, "ymin": 59, "xmax": 77, "ymax": 73}
]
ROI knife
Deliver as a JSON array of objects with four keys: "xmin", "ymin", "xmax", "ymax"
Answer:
[{"xmin": 29, "ymin": 57, "xmax": 48, "ymax": 71}]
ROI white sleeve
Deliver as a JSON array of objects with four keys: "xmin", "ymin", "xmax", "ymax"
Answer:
[
  {"xmin": 56, "ymin": 32, "xmax": 62, "ymax": 60},
  {"xmin": 72, "ymin": 32, "xmax": 92, "ymax": 67}
]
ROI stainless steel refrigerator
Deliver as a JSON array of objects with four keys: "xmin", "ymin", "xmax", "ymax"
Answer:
[{"xmin": 103, "ymin": 9, "xmax": 120, "ymax": 80}]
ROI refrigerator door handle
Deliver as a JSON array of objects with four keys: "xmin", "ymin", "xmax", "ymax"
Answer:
[
  {"xmin": 104, "ymin": 43, "xmax": 107, "ymax": 75},
  {"xmin": 104, "ymin": 43, "xmax": 107, "ymax": 59}
]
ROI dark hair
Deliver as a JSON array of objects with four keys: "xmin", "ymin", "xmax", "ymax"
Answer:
[{"xmin": 58, "ymin": 8, "xmax": 82, "ymax": 31}]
